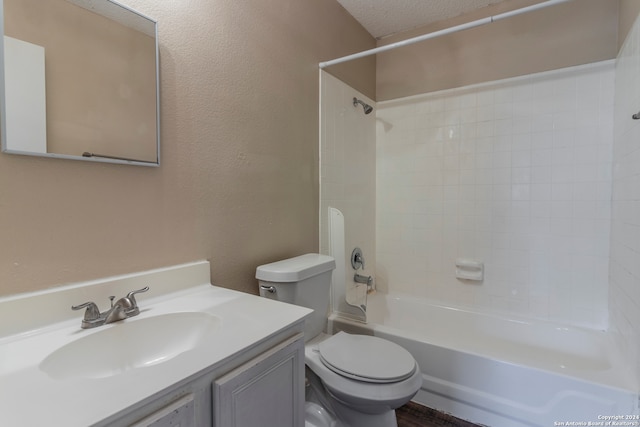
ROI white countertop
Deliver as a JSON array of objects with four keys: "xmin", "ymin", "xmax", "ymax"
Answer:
[{"xmin": 0, "ymin": 262, "xmax": 311, "ymax": 426}]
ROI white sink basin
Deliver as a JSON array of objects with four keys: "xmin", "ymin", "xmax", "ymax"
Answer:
[{"xmin": 40, "ymin": 312, "xmax": 221, "ymax": 380}]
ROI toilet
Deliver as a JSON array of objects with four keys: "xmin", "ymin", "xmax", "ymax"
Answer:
[{"xmin": 256, "ymin": 253, "xmax": 421, "ymax": 427}]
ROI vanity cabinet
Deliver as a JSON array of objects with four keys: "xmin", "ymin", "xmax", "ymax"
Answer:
[
  {"xmin": 213, "ymin": 333, "xmax": 305, "ymax": 427},
  {"xmin": 0, "ymin": 262, "xmax": 312, "ymax": 426},
  {"xmin": 107, "ymin": 331, "xmax": 305, "ymax": 427}
]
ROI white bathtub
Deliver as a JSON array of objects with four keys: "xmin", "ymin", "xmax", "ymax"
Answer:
[{"xmin": 328, "ymin": 293, "xmax": 638, "ymax": 427}]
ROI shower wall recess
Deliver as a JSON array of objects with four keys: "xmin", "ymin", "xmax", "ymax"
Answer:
[
  {"xmin": 610, "ymin": 11, "xmax": 640, "ymax": 390},
  {"xmin": 376, "ymin": 60, "xmax": 615, "ymax": 330},
  {"xmin": 320, "ymin": 71, "xmax": 376, "ymax": 319}
]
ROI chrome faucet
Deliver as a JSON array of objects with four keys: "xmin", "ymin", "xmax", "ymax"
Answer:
[
  {"xmin": 354, "ymin": 273, "xmax": 373, "ymax": 287},
  {"xmin": 72, "ymin": 286, "xmax": 149, "ymax": 329}
]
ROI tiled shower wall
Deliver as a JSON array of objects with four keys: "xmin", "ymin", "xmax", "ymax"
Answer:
[
  {"xmin": 376, "ymin": 61, "xmax": 615, "ymax": 329},
  {"xmin": 610, "ymin": 12, "xmax": 640, "ymax": 384},
  {"xmin": 320, "ymin": 71, "xmax": 376, "ymax": 316}
]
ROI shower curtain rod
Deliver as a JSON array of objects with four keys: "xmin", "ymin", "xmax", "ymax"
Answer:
[{"xmin": 319, "ymin": 0, "xmax": 574, "ymax": 69}]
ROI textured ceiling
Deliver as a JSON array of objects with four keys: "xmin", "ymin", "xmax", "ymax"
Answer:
[{"xmin": 336, "ymin": 0, "xmax": 510, "ymax": 39}]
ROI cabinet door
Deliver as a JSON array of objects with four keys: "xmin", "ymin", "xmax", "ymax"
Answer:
[
  {"xmin": 129, "ymin": 393, "xmax": 196, "ymax": 427},
  {"xmin": 213, "ymin": 333, "xmax": 305, "ymax": 427}
]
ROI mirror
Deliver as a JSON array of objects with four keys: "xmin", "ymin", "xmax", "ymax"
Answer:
[{"xmin": 0, "ymin": 0, "xmax": 159, "ymax": 166}]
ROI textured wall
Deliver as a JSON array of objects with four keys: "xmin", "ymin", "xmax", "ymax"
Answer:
[
  {"xmin": 0, "ymin": 0, "xmax": 375, "ymax": 297},
  {"xmin": 376, "ymin": 0, "xmax": 619, "ymax": 101}
]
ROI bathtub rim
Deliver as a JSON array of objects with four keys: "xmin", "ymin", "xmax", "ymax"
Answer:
[{"xmin": 328, "ymin": 292, "xmax": 638, "ymax": 394}]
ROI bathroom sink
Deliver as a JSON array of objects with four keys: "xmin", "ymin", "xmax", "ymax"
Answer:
[{"xmin": 40, "ymin": 312, "xmax": 221, "ymax": 380}]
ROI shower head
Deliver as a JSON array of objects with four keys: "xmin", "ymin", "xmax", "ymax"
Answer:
[{"xmin": 353, "ymin": 97, "xmax": 373, "ymax": 115}]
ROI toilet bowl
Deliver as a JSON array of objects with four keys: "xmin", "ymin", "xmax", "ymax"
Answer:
[
  {"xmin": 306, "ymin": 333, "xmax": 422, "ymax": 427},
  {"xmin": 305, "ymin": 402, "xmax": 336, "ymax": 427},
  {"xmin": 256, "ymin": 254, "xmax": 421, "ymax": 427}
]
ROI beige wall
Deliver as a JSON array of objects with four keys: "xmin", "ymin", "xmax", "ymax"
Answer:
[
  {"xmin": 324, "ymin": 55, "xmax": 377, "ymax": 101},
  {"xmin": 619, "ymin": 0, "xmax": 640, "ymax": 50},
  {"xmin": 0, "ymin": 0, "xmax": 375, "ymax": 297},
  {"xmin": 5, "ymin": 0, "xmax": 157, "ymax": 162},
  {"xmin": 376, "ymin": 0, "xmax": 619, "ymax": 101}
]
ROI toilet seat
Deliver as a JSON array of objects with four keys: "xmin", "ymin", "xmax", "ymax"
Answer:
[
  {"xmin": 305, "ymin": 334, "xmax": 422, "ymax": 414},
  {"xmin": 318, "ymin": 332, "xmax": 416, "ymax": 384}
]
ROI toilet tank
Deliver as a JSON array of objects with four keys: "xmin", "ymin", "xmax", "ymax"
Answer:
[{"xmin": 256, "ymin": 254, "xmax": 336, "ymax": 341}]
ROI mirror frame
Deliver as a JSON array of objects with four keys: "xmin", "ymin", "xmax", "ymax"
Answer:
[{"xmin": 0, "ymin": 0, "xmax": 160, "ymax": 167}]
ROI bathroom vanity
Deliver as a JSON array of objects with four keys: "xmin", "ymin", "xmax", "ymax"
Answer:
[{"xmin": 0, "ymin": 261, "xmax": 311, "ymax": 426}]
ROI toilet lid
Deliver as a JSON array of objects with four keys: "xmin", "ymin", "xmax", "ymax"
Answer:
[{"xmin": 318, "ymin": 332, "xmax": 416, "ymax": 384}]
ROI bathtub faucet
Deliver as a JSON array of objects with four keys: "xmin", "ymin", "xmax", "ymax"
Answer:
[{"xmin": 354, "ymin": 273, "xmax": 373, "ymax": 287}]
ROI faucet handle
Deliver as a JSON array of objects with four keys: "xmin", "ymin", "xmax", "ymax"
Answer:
[
  {"xmin": 124, "ymin": 286, "xmax": 149, "ymax": 315},
  {"xmin": 351, "ymin": 247, "xmax": 365, "ymax": 270},
  {"xmin": 126, "ymin": 286, "xmax": 149, "ymax": 305},
  {"xmin": 71, "ymin": 301, "xmax": 101, "ymax": 321}
]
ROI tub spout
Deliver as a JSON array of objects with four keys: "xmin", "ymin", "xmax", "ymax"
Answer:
[{"xmin": 354, "ymin": 273, "xmax": 373, "ymax": 287}]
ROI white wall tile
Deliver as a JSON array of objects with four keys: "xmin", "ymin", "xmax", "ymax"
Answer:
[
  {"xmin": 320, "ymin": 71, "xmax": 376, "ymax": 301},
  {"xmin": 610, "ymin": 13, "xmax": 640, "ymax": 389},
  {"xmin": 376, "ymin": 61, "xmax": 614, "ymax": 328}
]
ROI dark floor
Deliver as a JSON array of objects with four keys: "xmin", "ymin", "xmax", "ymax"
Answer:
[{"xmin": 396, "ymin": 402, "xmax": 483, "ymax": 427}]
